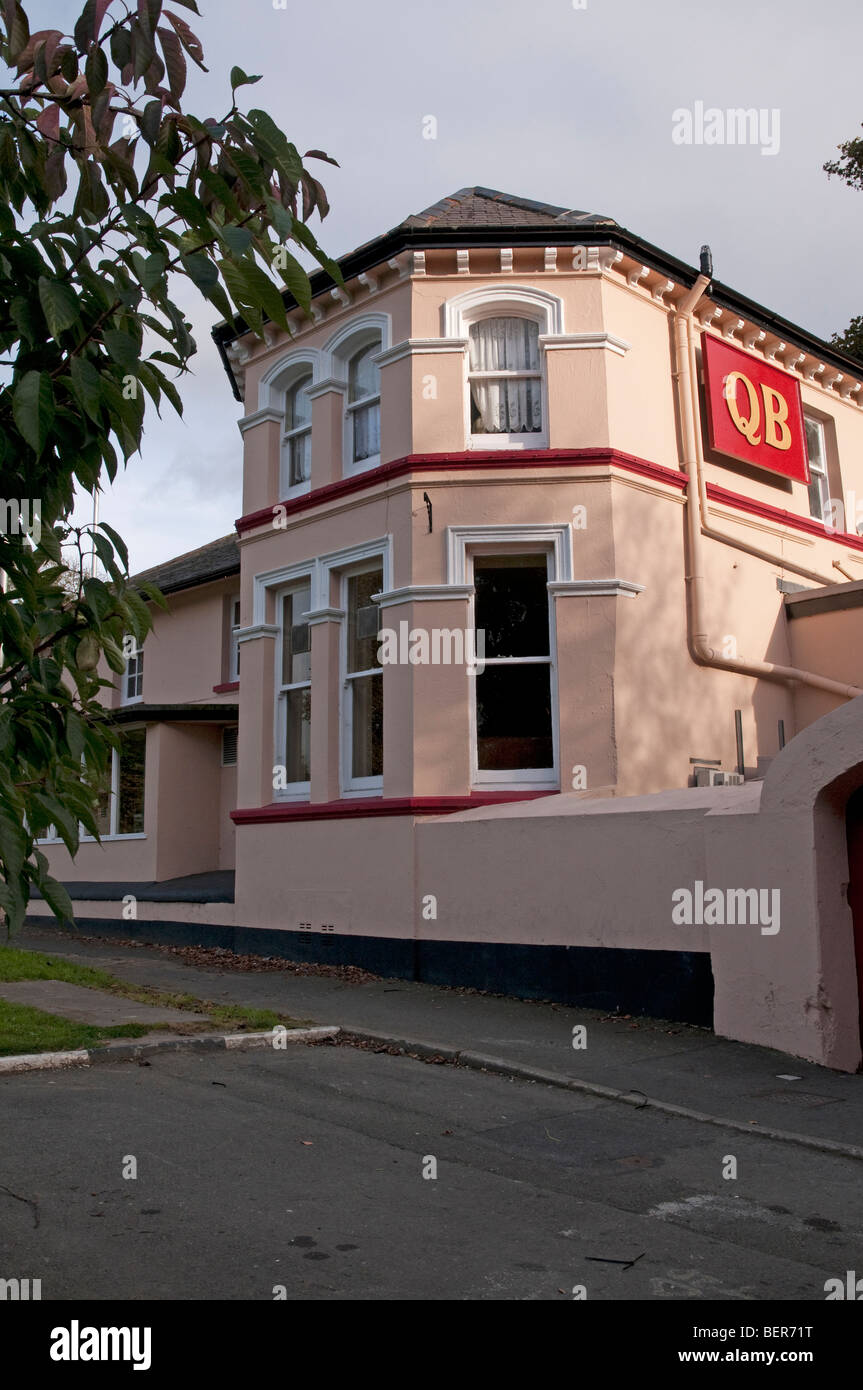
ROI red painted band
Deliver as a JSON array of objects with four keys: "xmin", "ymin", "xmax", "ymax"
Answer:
[
  {"xmin": 235, "ymin": 447, "xmax": 863, "ymax": 554},
  {"xmin": 231, "ymin": 790, "xmax": 556, "ymax": 825}
]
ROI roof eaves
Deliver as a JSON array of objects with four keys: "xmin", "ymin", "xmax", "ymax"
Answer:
[{"xmin": 211, "ymin": 215, "xmax": 863, "ymax": 399}]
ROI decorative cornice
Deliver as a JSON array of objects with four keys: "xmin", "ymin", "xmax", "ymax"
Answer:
[
  {"xmin": 237, "ymin": 406, "xmax": 284, "ymax": 435},
  {"xmin": 374, "ymin": 338, "xmax": 468, "ymax": 368},
  {"xmin": 539, "ymin": 332, "xmax": 631, "ymax": 356},
  {"xmin": 302, "ymin": 606, "xmax": 345, "ymax": 626},
  {"xmin": 372, "ymin": 584, "xmax": 474, "ymax": 608},
  {"xmin": 547, "ymin": 579, "xmax": 645, "ymax": 599},
  {"xmin": 306, "ymin": 376, "xmax": 347, "ymax": 399},
  {"xmin": 236, "ymin": 623, "xmax": 280, "ymax": 643}
]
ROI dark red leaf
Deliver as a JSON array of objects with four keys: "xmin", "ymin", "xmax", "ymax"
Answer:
[
  {"xmin": 162, "ymin": 9, "xmax": 207, "ymax": 70},
  {"xmin": 156, "ymin": 25, "xmax": 186, "ymax": 100},
  {"xmin": 36, "ymin": 103, "xmax": 60, "ymax": 142}
]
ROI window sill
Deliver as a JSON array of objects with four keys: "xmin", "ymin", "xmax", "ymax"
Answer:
[
  {"xmin": 344, "ymin": 454, "xmax": 381, "ymax": 477},
  {"xmin": 469, "ymin": 435, "xmax": 547, "ymax": 451},
  {"xmin": 213, "ymin": 681, "xmax": 240, "ymax": 694}
]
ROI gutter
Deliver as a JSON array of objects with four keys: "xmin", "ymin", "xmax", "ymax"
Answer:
[{"xmin": 673, "ymin": 277, "xmax": 863, "ymax": 701}]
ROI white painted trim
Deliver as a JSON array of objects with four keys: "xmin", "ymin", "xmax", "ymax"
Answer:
[
  {"xmin": 539, "ymin": 332, "xmax": 631, "ymax": 357},
  {"xmin": 372, "ymin": 584, "xmax": 474, "ymax": 609},
  {"xmin": 547, "ymin": 579, "xmax": 645, "ymax": 598},
  {"xmin": 306, "ymin": 376, "xmax": 347, "ymax": 400},
  {"xmin": 303, "ymin": 606, "xmax": 345, "ymax": 626},
  {"xmin": 237, "ymin": 406, "xmax": 283, "ymax": 435},
  {"xmin": 465, "ymin": 547, "xmax": 560, "ymax": 791},
  {"xmin": 237, "ymin": 623, "xmax": 280, "ymax": 644},
  {"xmin": 257, "ymin": 347, "xmax": 322, "ymax": 410},
  {"xmin": 443, "ymin": 284, "xmax": 565, "ymax": 339},
  {"xmin": 446, "ymin": 524, "xmax": 573, "ymax": 585},
  {"xmin": 322, "ymin": 311, "xmax": 392, "ymax": 375},
  {"xmin": 339, "ymin": 558, "xmax": 387, "ymax": 796},
  {"xmin": 253, "ymin": 537, "xmax": 393, "ymax": 627},
  {"xmin": 373, "ymin": 338, "xmax": 468, "ymax": 368}
]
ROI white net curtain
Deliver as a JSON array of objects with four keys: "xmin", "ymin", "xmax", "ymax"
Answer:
[{"xmin": 468, "ymin": 316, "xmax": 542, "ymax": 436}]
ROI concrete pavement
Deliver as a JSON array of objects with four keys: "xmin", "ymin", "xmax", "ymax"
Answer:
[{"xmin": 15, "ymin": 922, "xmax": 863, "ymax": 1150}]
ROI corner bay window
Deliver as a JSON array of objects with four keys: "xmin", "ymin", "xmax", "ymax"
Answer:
[
  {"xmin": 468, "ymin": 317, "xmax": 542, "ymax": 439},
  {"xmin": 472, "ymin": 553, "xmax": 554, "ymax": 778},
  {"xmin": 347, "ymin": 342, "xmax": 381, "ymax": 464},
  {"xmin": 278, "ymin": 583, "xmax": 312, "ymax": 788},
  {"xmin": 283, "ymin": 372, "xmax": 313, "ymax": 490},
  {"xmin": 345, "ymin": 567, "xmax": 383, "ymax": 784}
]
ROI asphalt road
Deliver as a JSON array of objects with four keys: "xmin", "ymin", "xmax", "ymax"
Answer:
[{"xmin": 1, "ymin": 1040, "xmax": 861, "ymax": 1301}]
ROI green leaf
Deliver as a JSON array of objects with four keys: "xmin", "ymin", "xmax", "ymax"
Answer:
[
  {"xmin": 96, "ymin": 520, "xmax": 129, "ymax": 571},
  {"xmin": 38, "ymin": 276, "xmax": 80, "ymax": 337},
  {"xmin": 69, "ymin": 356, "xmax": 103, "ymax": 423},
  {"xmin": 230, "ymin": 66, "xmax": 262, "ymax": 90},
  {"xmin": 102, "ymin": 329, "xmax": 141, "ymax": 370},
  {"xmin": 180, "ymin": 251, "xmax": 218, "ymax": 293},
  {"xmin": 220, "ymin": 224, "xmax": 253, "ymax": 256},
  {"xmin": 65, "ymin": 708, "xmax": 86, "ymax": 760},
  {"xmin": 12, "ymin": 372, "xmax": 55, "ymax": 454}
]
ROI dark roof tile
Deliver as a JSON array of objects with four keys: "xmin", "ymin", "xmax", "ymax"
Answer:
[{"xmin": 133, "ymin": 533, "xmax": 239, "ymax": 596}]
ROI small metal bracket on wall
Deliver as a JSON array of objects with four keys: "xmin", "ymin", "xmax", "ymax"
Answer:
[{"xmin": 423, "ymin": 492, "xmax": 433, "ymax": 533}]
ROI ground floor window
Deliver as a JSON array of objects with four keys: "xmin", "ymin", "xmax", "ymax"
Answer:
[
  {"xmin": 471, "ymin": 551, "xmax": 555, "ymax": 783},
  {"xmin": 92, "ymin": 729, "xmax": 147, "ymax": 837},
  {"xmin": 277, "ymin": 580, "xmax": 312, "ymax": 791},
  {"xmin": 344, "ymin": 565, "xmax": 383, "ymax": 790}
]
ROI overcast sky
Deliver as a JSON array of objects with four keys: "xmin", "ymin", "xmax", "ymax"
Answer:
[{"xmin": 43, "ymin": 0, "xmax": 863, "ymax": 570}]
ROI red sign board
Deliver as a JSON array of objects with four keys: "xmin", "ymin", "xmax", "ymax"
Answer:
[{"xmin": 702, "ymin": 335, "xmax": 810, "ymax": 484}]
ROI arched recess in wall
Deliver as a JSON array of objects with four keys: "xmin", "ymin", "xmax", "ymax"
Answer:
[{"xmin": 762, "ymin": 695, "xmax": 863, "ymax": 1063}]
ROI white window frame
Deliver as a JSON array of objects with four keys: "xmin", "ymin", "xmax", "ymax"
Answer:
[
  {"xmin": 464, "ymin": 309, "xmax": 548, "ymax": 450},
  {"xmin": 804, "ymin": 414, "xmax": 830, "ymax": 523},
  {"xmin": 323, "ymin": 313, "xmax": 391, "ymax": 479},
  {"xmin": 447, "ymin": 524, "xmax": 569, "ymax": 791},
  {"xmin": 274, "ymin": 577, "xmax": 313, "ymax": 801},
  {"xmin": 257, "ymin": 348, "xmax": 321, "ymax": 502},
  {"xmin": 228, "ymin": 596, "xmax": 242, "ymax": 683},
  {"xmin": 251, "ymin": 537, "xmax": 393, "ymax": 802},
  {"xmin": 443, "ymin": 286, "xmax": 563, "ymax": 452},
  {"xmin": 345, "ymin": 343, "xmax": 381, "ymax": 473},
  {"xmin": 340, "ymin": 560, "xmax": 385, "ymax": 796},
  {"xmin": 282, "ymin": 370, "xmax": 314, "ymax": 494},
  {"xmin": 122, "ymin": 636, "xmax": 144, "ymax": 705}
]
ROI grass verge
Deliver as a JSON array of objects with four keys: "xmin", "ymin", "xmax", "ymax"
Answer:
[
  {"xmin": 0, "ymin": 999, "xmax": 151, "ymax": 1057},
  {"xmin": 0, "ymin": 945, "xmax": 309, "ymax": 1055}
]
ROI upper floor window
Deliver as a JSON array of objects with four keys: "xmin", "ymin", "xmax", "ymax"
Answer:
[
  {"xmin": 283, "ymin": 372, "xmax": 313, "ymax": 491},
  {"xmin": 228, "ymin": 597, "xmax": 242, "ymax": 682},
  {"xmin": 804, "ymin": 416, "xmax": 830, "ymax": 522},
  {"xmin": 122, "ymin": 636, "xmax": 143, "ymax": 704},
  {"xmin": 347, "ymin": 341, "xmax": 381, "ymax": 467},
  {"xmin": 468, "ymin": 317, "xmax": 543, "ymax": 445}
]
